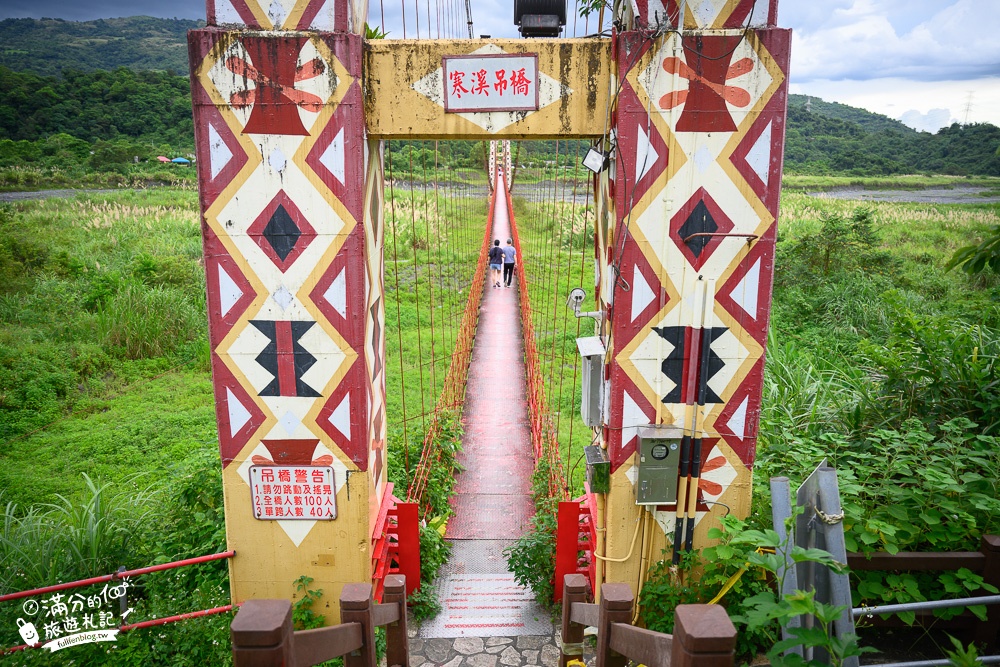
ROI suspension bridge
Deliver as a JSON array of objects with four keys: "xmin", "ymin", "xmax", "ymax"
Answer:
[
  {"xmin": 4, "ymin": 0, "xmax": 792, "ymax": 661},
  {"xmin": 193, "ymin": 0, "xmax": 787, "ymax": 644}
]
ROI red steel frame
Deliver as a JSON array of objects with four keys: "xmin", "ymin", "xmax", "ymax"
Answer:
[
  {"xmin": 554, "ymin": 493, "xmax": 597, "ymax": 602},
  {"xmin": 370, "ymin": 483, "xmax": 421, "ymax": 601}
]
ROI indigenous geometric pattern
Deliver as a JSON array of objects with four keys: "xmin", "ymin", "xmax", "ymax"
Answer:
[
  {"xmin": 190, "ymin": 30, "xmax": 374, "ymax": 548},
  {"xmin": 207, "ymin": 0, "xmax": 350, "ymax": 31},
  {"xmin": 602, "ymin": 27, "xmax": 790, "ymax": 532},
  {"xmin": 630, "ymin": 0, "xmax": 768, "ymax": 30}
]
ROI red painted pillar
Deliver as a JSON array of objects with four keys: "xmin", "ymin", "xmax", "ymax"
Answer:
[
  {"xmin": 555, "ymin": 500, "xmax": 583, "ymax": 602},
  {"xmin": 394, "ymin": 502, "xmax": 422, "ymax": 596},
  {"xmin": 189, "ymin": 0, "xmax": 386, "ymax": 620}
]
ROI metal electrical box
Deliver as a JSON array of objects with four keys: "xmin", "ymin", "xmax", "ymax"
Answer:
[
  {"xmin": 636, "ymin": 426, "xmax": 684, "ymax": 505},
  {"xmin": 576, "ymin": 336, "xmax": 605, "ymax": 427},
  {"xmin": 584, "ymin": 445, "xmax": 610, "ymax": 494}
]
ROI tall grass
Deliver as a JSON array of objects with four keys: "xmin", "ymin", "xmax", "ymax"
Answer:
[
  {"xmin": 0, "ymin": 474, "xmax": 153, "ymax": 593},
  {"xmin": 96, "ymin": 283, "xmax": 203, "ymax": 359}
]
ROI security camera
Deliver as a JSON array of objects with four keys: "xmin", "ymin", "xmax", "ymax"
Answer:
[{"xmin": 566, "ymin": 287, "xmax": 604, "ymax": 329}]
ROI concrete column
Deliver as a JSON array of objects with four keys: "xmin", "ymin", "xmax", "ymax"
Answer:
[
  {"xmin": 188, "ymin": 0, "xmax": 386, "ymax": 621},
  {"xmin": 595, "ymin": 7, "xmax": 791, "ymax": 589}
]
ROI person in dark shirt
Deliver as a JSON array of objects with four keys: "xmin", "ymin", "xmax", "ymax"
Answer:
[
  {"xmin": 502, "ymin": 238, "xmax": 516, "ymax": 288},
  {"xmin": 488, "ymin": 239, "xmax": 504, "ymax": 288}
]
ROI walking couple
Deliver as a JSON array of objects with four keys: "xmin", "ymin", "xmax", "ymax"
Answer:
[{"xmin": 488, "ymin": 238, "xmax": 516, "ymax": 289}]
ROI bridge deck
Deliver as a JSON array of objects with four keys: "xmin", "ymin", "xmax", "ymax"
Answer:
[{"xmin": 418, "ymin": 177, "xmax": 552, "ymax": 640}]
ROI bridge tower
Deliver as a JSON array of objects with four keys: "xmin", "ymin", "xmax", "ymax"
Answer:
[{"xmin": 188, "ymin": 1, "xmax": 390, "ymax": 619}]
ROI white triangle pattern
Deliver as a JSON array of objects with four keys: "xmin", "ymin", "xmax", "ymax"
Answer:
[
  {"xmin": 324, "ymin": 269, "xmax": 347, "ymax": 318},
  {"xmin": 630, "ymin": 265, "xmax": 656, "ymax": 323},
  {"xmin": 621, "ymin": 390, "xmax": 649, "ymax": 451},
  {"xmin": 226, "ymin": 387, "xmax": 252, "ymax": 437},
  {"xmin": 635, "ymin": 124, "xmax": 659, "ymax": 185},
  {"xmin": 214, "ymin": 0, "xmax": 243, "ymax": 24},
  {"xmin": 726, "ymin": 395, "xmax": 749, "ymax": 440},
  {"xmin": 745, "ymin": 122, "xmax": 772, "ymax": 186},
  {"xmin": 267, "ymin": 2, "xmax": 284, "ymax": 27},
  {"xmin": 729, "ymin": 258, "xmax": 761, "ymax": 319},
  {"xmin": 319, "ymin": 129, "xmax": 346, "ymax": 186},
  {"xmin": 218, "ymin": 264, "xmax": 243, "ymax": 317},
  {"xmin": 208, "ymin": 123, "xmax": 233, "ymax": 180},
  {"xmin": 328, "ymin": 394, "xmax": 351, "ymax": 440},
  {"xmin": 693, "ymin": 0, "xmax": 726, "ymax": 27}
]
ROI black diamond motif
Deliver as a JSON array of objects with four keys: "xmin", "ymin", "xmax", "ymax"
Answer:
[
  {"xmin": 651, "ymin": 325, "xmax": 727, "ymax": 404},
  {"xmin": 678, "ymin": 200, "xmax": 718, "ymax": 258},
  {"xmin": 262, "ymin": 204, "xmax": 301, "ymax": 261}
]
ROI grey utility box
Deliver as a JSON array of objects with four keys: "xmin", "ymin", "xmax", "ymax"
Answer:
[
  {"xmin": 636, "ymin": 426, "xmax": 684, "ymax": 505},
  {"xmin": 584, "ymin": 445, "xmax": 610, "ymax": 494},
  {"xmin": 576, "ymin": 336, "xmax": 606, "ymax": 427}
]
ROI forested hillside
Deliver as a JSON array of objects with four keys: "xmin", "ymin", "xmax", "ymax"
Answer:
[
  {"xmin": 0, "ymin": 17, "xmax": 199, "ymax": 74},
  {"xmin": 0, "ymin": 18, "xmax": 999, "ymax": 178},
  {"xmin": 787, "ymin": 93, "xmax": 916, "ymax": 134}
]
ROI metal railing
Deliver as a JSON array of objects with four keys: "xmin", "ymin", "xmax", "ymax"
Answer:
[{"xmin": 1, "ymin": 550, "xmax": 236, "ymax": 655}]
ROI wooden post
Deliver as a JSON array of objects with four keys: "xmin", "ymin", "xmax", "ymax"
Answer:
[
  {"xmin": 596, "ymin": 583, "xmax": 632, "ymax": 667},
  {"xmin": 670, "ymin": 605, "xmax": 737, "ymax": 667},
  {"xmin": 383, "ymin": 575, "xmax": 410, "ymax": 667},
  {"xmin": 341, "ymin": 583, "xmax": 376, "ymax": 667},
  {"xmin": 974, "ymin": 535, "xmax": 1000, "ymax": 651},
  {"xmin": 560, "ymin": 574, "xmax": 589, "ymax": 667},
  {"xmin": 231, "ymin": 599, "xmax": 295, "ymax": 667}
]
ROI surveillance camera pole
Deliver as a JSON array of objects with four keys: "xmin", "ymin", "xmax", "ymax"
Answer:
[{"xmin": 567, "ymin": 289, "xmax": 605, "ymax": 330}]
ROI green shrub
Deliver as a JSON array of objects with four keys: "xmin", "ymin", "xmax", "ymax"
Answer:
[
  {"xmin": 504, "ymin": 507, "xmax": 557, "ymax": 608},
  {"xmin": 96, "ymin": 283, "xmax": 203, "ymax": 359}
]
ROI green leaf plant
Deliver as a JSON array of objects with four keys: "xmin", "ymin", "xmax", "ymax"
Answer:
[{"xmin": 726, "ymin": 521, "xmax": 876, "ymax": 667}]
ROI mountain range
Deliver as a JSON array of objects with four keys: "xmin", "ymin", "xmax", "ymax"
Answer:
[{"xmin": 0, "ymin": 16, "xmax": 998, "ymax": 176}]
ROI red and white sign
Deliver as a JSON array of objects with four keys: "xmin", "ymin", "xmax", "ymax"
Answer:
[
  {"xmin": 250, "ymin": 465, "xmax": 337, "ymax": 520},
  {"xmin": 442, "ymin": 54, "xmax": 539, "ymax": 113}
]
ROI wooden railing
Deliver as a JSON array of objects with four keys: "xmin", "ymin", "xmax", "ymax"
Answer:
[
  {"xmin": 230, "ymin": 574, "xmax": 409, "ymax": 667},
  {"xmin": 560, "ymin": 574, "xmax": 737, "ymax": 667}
]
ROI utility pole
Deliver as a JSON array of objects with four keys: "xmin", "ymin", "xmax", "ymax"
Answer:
[{"xmin": 963, "ymin": 91, "xmax": 974, "ymax": 125}]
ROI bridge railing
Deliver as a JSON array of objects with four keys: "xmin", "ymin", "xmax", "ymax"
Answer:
[
  {"xmin": 231, "ymin": 575, "xmax": 409, "ymax": 667},
  {"xmin": 560, "ymin": 574, "xmax": 736, "ymax": 667},
  {"xmin": 1, "ymin": 550, "xmax": 237, "ymax": 655}
]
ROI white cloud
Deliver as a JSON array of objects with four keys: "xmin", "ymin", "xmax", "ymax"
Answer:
[
  {"xmin": 791, "ymin": 76, "xmax": 1000, "ymax": 132},
  {"xmin": 789, "ymin": 0, "xmax": 1000, "ymax": 82},
  {"xmin": 898, "ymin": 108, "xmax": 957, "ymax": 133}
]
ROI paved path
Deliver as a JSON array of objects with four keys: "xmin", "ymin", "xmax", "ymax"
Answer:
[{"xmin": 415, "ymin": 178, "xmax": 556, "ymax": 660}]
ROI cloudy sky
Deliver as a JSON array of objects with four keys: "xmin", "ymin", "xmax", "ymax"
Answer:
[{"xmin": 2, "ymin": 0, "xmax": 998, "ymax": 132}]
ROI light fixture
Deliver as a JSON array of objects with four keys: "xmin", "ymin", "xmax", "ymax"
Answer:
[{"xmin": 582, "ymin": 146, "xmax": 608, "ymax": 174}]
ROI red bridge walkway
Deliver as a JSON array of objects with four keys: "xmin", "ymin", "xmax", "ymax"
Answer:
[{"xmin": 419, "ymin": 176, "xmax": 552, "ymax": 639}]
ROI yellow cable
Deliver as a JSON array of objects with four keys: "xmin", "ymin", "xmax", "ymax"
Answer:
[
  {"xmin": 707, "ymin": 547, "xmax": 774, "ymax": 605},
  {"xmin": 593, "ymin": 514, "xmax": 643, "ymax": 563}
]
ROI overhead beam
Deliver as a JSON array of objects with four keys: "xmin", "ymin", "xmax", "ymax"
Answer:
[{"xmin": 364, "ymin": 39, "xmax": 612, "ymax": 140}]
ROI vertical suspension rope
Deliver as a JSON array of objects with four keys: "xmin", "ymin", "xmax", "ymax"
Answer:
[
  {"xmin": 407, "ymin": 147, "xmax": 429, "ymax": 438},
  {"xmin": 419, "ymin": 141, "xmax": 438, "ymax": 399},
  {"xmin": 505, "ymin": 153, "xmax": 568, "ymax": 501},
  {"xmin": 386, "ymin": 142, "xmax": 410, "ymax": 474}
]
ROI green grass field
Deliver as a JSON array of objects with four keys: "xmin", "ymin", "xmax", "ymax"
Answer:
[{"xmin": 2, "ymin": 171, "xmax": 999, "ymax": 661}]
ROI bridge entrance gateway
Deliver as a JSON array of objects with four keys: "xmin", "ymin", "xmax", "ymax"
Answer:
[{"xmin": 187, "ymin": 0, "xmax": 790, "ymax": 643}]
